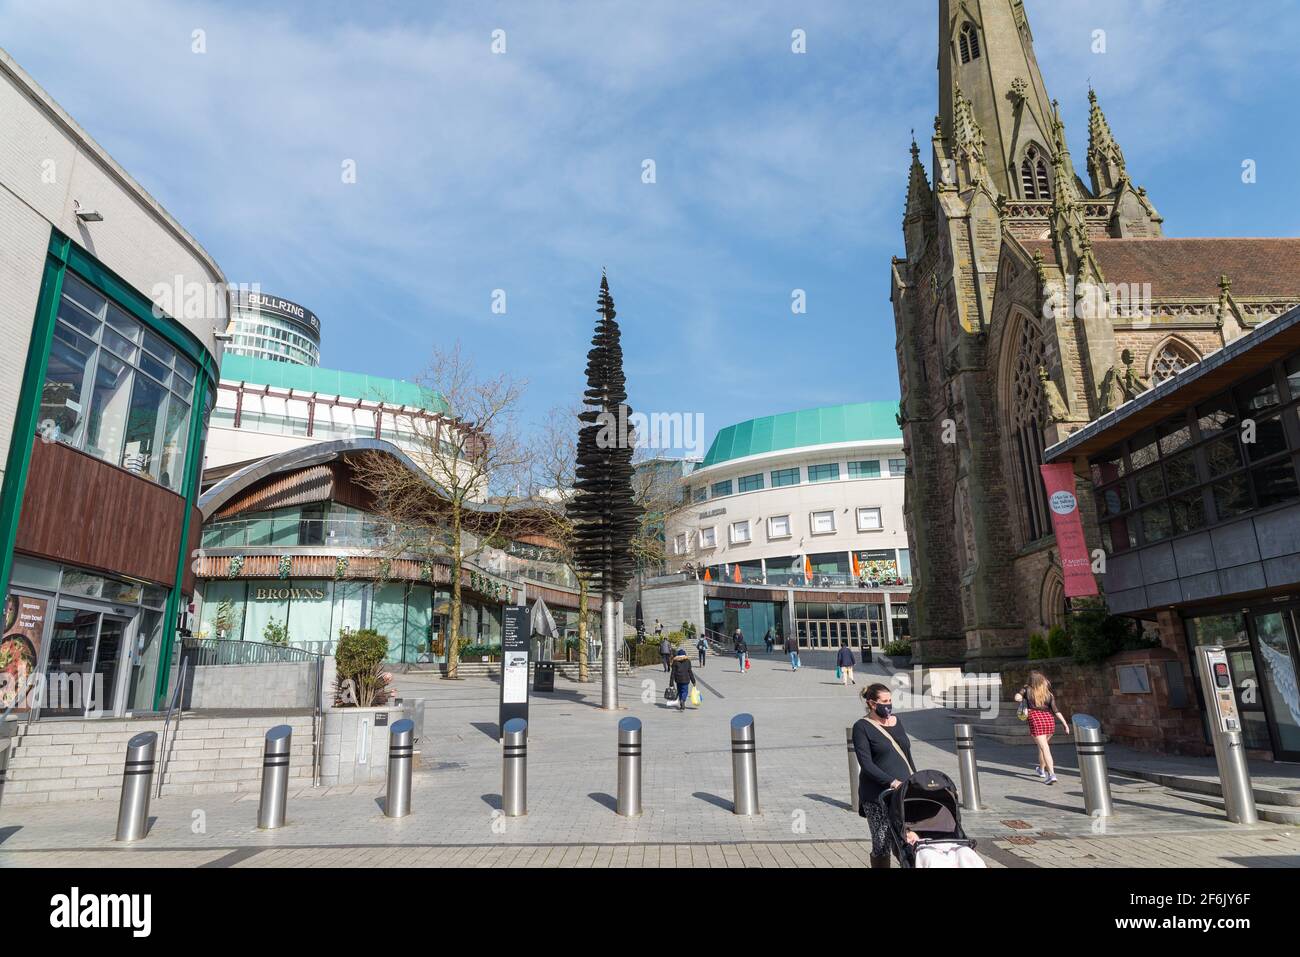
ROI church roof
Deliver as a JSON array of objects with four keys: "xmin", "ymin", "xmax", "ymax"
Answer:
[{"xmin": 1021, "ymin": 238, "xmax": 1300, "ymax": 299}]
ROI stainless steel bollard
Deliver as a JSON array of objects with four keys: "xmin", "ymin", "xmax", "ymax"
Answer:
[
  {"xmin": 954, "ymin": 722, "xmax": 982, "ymax": 811},
  {"xmin": 115, "ymin": 731, "xmax": 157, "ymax": 842},
  {"xmin": 502, "ymin": 717, "xmax": 527, "ymax": 817},
  {"xmin": 257, "ymin": 724, "xmax": 292, "ymax": 829},
  {"xmin": 845, "ymin": 726, "xmax": 859, "ymax": 813},
  {"xmin": 616, "ymin": 716, "xmax": 642, "ymax": 817},
  {"xmin": 1072, "ymin": 714, "xmax": 1113, "ymax": 818},
  {"xmin": 385, "ymin": 718, "xmax": 414, "ymax": 818},
  {"xmin": 730, "ymin": 713, "xmax": 759, "ymax": 815}
]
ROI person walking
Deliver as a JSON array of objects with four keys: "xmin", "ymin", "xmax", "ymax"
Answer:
[
  {"xmin": 787, "ymin": 637, "xmax": 801, "ymax": 671},
  {"xmin": 853, "ymin": 683, "xmax": 917, "ymax": 868},
  {"xmin": 836, "ymin": 642, "xmax": 856, "ymax": 685},
  {"xmin": 670, "ymin": 646, "xmax": 696, "ymax": 712},
  {"xmin": 696, "ymin": 633, "xmax": 708, "ymax": 668},
  {"xmin": 733, "ymin": 628, "xmax": 748, "ymax": 673},
  {"xmin": 1015, "ymin": 670, "xmax": 1070, "ymax": 785},
  {"xmin": 659, "ymin": 634, "xmax": 672, "ymax": 673},
  {"xmin": 764, "ymin": 627, "xmax": 774, "ymax": 653}
]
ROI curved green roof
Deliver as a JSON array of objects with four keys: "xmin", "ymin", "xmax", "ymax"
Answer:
[
  {"xmin": 700, "ymin": 401, "xmax": 901, "ymax": 468},
  {"xmin": 218, "ymin": 353, "xmax": 445, "ymax": 412}
]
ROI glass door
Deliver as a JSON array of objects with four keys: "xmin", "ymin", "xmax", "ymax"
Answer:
[
  {"xmin": 43, "ymin": 607, "xmax": 99, "ymax": 716},
  {"xmin": 41, "ymin": 605, "xmax": 133, "ymax": 717},
  {"xmin": 1251, "ymin": 608, "xmax": 1300, "ymax": 762},
  {"xmin": 90, "ymin": 615, "xmax": 129, "ymax": 716}
]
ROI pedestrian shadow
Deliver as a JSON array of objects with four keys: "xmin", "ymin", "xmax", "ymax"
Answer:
[
  {"xmin": 470, "ymin": 722, "xmax": 499, "ymax": 741},
  {"xmin": 481, "ymin": 793, "xmax": 502, "ymax": 811},
  {"xmin": 0, "ymin": 825, "xmax": 20, "ymax": 845},
  {"xmin": 588, "ymin": 792, "xmax": 617, "ymax": 812},
  {"xmin": 692, "ymin": 791, "xmax": 733, "ymax": 812},
  {"xmin": 804, "ymin": 792, "xmax": 854, "ymax": 812}
]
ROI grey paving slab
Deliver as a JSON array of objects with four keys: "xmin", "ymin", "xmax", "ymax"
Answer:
[{"xmin": 0, "ymin": 652, "xmax": 1290, "ymax": 867}]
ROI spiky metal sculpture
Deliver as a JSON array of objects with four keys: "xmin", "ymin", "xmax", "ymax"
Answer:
[{"xmin": 569, "ymin": 273, "xmax": 639, "ymax": 709}]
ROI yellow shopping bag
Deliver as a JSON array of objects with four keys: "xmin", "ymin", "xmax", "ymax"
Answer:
[{"xmin": 689, "ymin": 683, "xmax": 702, "ymax": 707}]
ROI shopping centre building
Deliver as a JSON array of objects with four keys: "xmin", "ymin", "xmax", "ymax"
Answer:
[
  {"xmin": 0, "ymin": 48, "xmax": 227, "ymax": 717},
  {"xmin": 653, "ymin": 402, "xmax": 912, "ymax": 652},
  {"xmin": 202, "ymin": 352, "xmax": 452, "ymax": 473},
  {"xmin": 194, "ymin": 438, "xmax": 590, "ymax": 665}
]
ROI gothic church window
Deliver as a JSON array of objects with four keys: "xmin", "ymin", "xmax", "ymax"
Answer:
[
  {"xmin": 1020, "ymin": 145, "xmax": 1052, "ymax": 200},
  {"xmin": 1009, "ymin": 315, "xmax": 1052, "ymax": 542},
  {"xmin": 959, "ymin": 22, "xmax": 981, "ymax": 63},
  {"xmin": 1151, "ymin": 340, "xmax": 1198, "ymax": 384}
]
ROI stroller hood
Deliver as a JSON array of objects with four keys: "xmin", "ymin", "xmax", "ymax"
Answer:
[{"xmin": 887, "ymin": 769, "xmax": 963, "ymax": 836}]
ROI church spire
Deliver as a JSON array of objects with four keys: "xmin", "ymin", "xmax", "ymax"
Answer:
[
  {"xmin": 1086, "ymin": 88, "xmax": 1127, "ymax": 195},
  {"xmin": 938, "ymin": 0, "xmax": 1058, "ymax": 198}
]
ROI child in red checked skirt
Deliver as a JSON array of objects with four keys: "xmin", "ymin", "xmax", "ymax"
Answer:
[{"xmin": 1014, "ymin": 671, "xmax": 1070, "ymax": 785}]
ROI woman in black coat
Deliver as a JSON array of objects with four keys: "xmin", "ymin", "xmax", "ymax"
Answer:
[{"xmin": 853, "ymin": 683, "xmax": 917, "ymax": 868}]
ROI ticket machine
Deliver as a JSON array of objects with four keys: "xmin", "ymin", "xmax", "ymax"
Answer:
[{"xmin": 1194, "ymin": 645, "xmax": 1258, "ymax": 824}]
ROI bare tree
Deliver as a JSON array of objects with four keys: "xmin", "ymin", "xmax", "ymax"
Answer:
[
  {"xmin": 354, "ymin": 343, "xmax": 532, "ymax": 679},
  {"xmin": 530, "ymin": 406, "xmax": 594, "ymax": 681}
]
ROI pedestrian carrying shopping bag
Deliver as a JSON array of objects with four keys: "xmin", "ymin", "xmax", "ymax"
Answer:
[
  {"xmin": 689, "ymin": 683, "xmax": 702, "ymax": 707},
  {"xmin": 1016, "ymin": 700, "xmax": 1029, "ymax": 721},
  {"xmin": 664, "ymin": 684, "xmax": 676, "ymax": 701}
]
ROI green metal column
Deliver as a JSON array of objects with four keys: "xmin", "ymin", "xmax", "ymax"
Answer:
[{"xmin": 0, "ymin": 234, "xmax": 69, "ymax": 603}]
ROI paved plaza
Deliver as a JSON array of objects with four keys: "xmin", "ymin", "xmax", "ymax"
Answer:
[{"xmin": 2, "ymin": 653, "xmax": 1298, "ymax": 868}]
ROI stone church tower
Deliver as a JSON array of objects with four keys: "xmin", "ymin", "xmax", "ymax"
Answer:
[{"xmin": 892, "ymin": 0, "xmax": 1300, "ymax": 668}]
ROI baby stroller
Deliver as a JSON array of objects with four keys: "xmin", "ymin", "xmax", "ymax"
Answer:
[{"xmin": 879, "ymin": 769, "xmax": 979, "ymax": 868}]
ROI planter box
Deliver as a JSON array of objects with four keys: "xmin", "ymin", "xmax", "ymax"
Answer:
[
  {"xmin": 320, "ymin": 705, "xmax": 412, "ymax": 786},
  {"xmin": 888, "ymin": 655, "xmax": 913, "ymax": 668}
]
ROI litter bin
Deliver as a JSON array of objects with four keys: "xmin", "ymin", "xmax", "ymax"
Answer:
[{"xmin": 533, "ymin": 660, "xmax": 556, "ymax": 692}]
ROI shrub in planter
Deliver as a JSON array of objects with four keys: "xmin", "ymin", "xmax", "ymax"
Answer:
[
  {"xmin": 334, "ymin": 627, "xmax": 392, "ymax": 707},
  {"xmin": 883, "ymin": 639, "xmax": 911, "ymax": 658},
  {"xmin": 1028, "ymin": 633, "xmax": 1049, "ymax": 659},
  {"xmin": 1069, "ymin": 599, "xmax": 1157, "ymax": 664},
  {"xmin": 263, "ymin": 618, "xmax": 289, "ymax": 647}
]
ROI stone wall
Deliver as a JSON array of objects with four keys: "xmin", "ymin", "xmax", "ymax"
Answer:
[
  {"xmin": 1001, "ymin": 643, "xmax": 1208, "ymax": 755},
  {"xmin": 188, "ymin": 662, "xmax": 318, "ymax": 710}
]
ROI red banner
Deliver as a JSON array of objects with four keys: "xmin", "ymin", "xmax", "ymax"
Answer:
[{"xmin": 1039, "ymin": 463, "xmax": 1099, "ymax": 597}]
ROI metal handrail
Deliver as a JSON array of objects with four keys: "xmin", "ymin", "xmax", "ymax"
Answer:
[
  {"xmin": 311, "ymin": 655, "xmax": 324, "ymax": 787},
  {"xmin": 179, "ymin": 638, "xmax": 323, "ymax": 666},
  {"xmin": 155, "ymin": 657, "xmax": 188, "ymax": 798}
]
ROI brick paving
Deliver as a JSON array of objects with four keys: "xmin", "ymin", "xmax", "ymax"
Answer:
[{"xmin": 0, "ymin": 653, "xmax": 1293, "ymax": 867}]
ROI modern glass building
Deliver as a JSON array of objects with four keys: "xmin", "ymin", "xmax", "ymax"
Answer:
[
  {"xmin": 0, "ymin": 50, "xmax": 227, "ymax": 717},
  {"xmin": 224, "ymin": 291, "xmax": 321, "ymax": 367},
  {"xmin": 1047, "ymin": 303, "xmax": 1300, "ymax": 761},
  {"xmin": 195, "ymin": 438, "xmax": 587, "ymax": 664}
]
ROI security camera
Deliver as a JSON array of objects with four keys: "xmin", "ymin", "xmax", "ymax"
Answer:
[{"xmin": 73, "ymin": 200, "xmax": 103, "ymax": 222}]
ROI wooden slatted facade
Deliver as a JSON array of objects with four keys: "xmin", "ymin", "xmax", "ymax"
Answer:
[{"xmin": 15, "ymin": 439, "xmax": 195, "ymax": 588}]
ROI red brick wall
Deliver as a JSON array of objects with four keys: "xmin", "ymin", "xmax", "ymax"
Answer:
[{"xmin": 1002, "ymin": 632, "xmax": 1209, "ymax": 755}]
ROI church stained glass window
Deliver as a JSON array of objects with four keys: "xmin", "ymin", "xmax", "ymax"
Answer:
[
  {"xmin": 1151, "ymin": 341, "xmax": 1198, "ymax": 384},
  {"xmin": 1010, "ymin": 315, "xmax": 1052, "ymax": 542}
]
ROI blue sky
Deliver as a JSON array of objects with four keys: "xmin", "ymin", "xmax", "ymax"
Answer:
[{"xmin": 4, "ymin": 0, "xmax": 1299, "ymax": 454}]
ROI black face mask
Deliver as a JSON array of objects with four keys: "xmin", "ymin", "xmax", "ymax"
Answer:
[{"xmin": 873, "ymin": 703, "xmax": 893, "ymax": 719}]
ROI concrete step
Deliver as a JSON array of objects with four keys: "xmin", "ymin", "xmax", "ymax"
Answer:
[
  {"xmin": 0, "ymin": 714, "xmax": 318, "ymax": 806},
  {"xmin": 1110, "ymin": 764, "xmax": 1300, "ymax": 809},
  {"xmin": 1161, "ymin": 790, "xmax": 1300, "ymax": 826}
]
